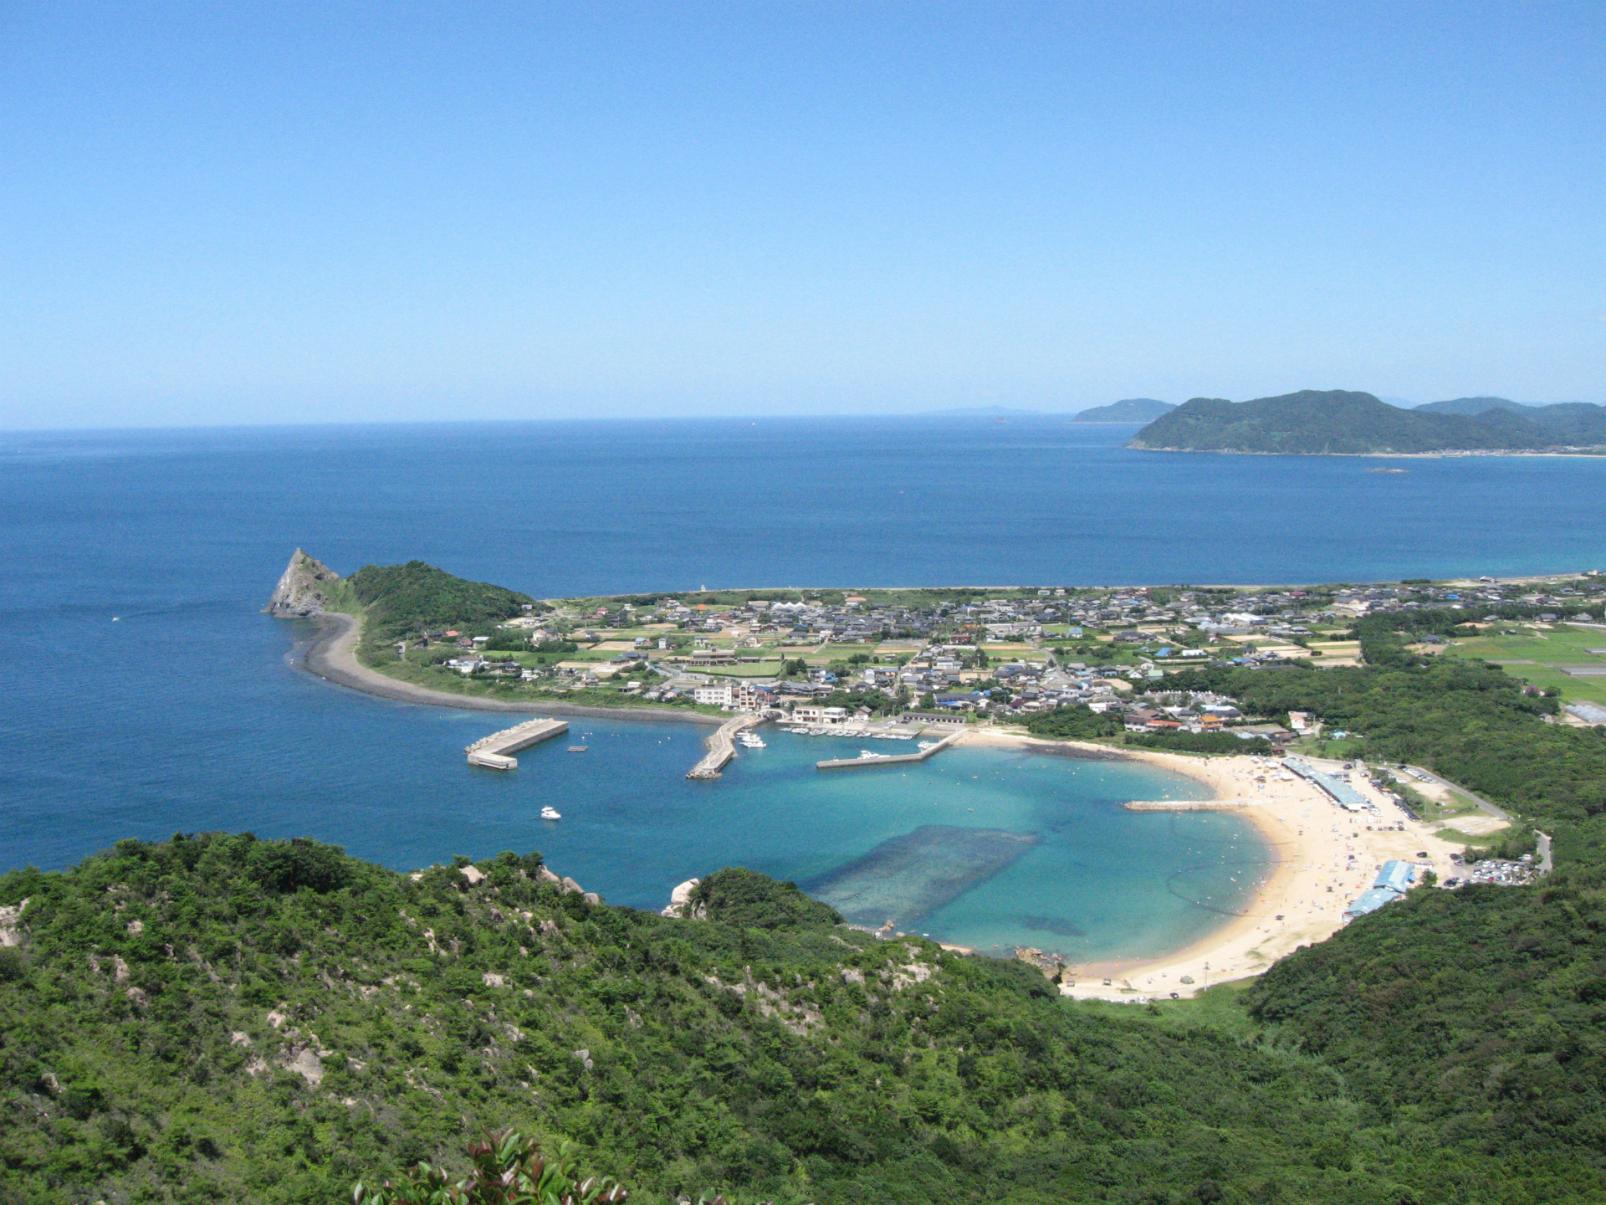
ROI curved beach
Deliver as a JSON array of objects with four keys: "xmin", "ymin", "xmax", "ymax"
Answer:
[
  {"xmin": 299, "ymin": 612, "xmax": 720, "ymax": 725},
  {"xmin": 960, "ymin": 728, "xmax": 1470, "ymax": 999}
]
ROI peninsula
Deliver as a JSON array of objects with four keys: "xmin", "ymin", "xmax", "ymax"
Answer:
[{"xmin": 1130, "ymin": 388, "xmax": 1606, "ymax": 454}]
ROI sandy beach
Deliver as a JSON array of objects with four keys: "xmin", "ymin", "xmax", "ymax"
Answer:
[
  {"xmin": 958, "ymin": 728, "xmax": 1474, "ymax": 1001},
  {"xmin": 298, "ymin": 612, "xmax": 720, "ymax": 726}
]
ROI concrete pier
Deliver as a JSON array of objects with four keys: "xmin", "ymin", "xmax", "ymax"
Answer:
[
  {"xmin": 686, "ymin": 715, "xmax": 762, "ymax": 780},
  {"xmin": 1122, "ymin": 799, "xmax": 1251, "ymax": 811},
  {"xmin": 816, "ymin": 730, "xmax": 961, "ymax": 771},
  {"xmin": 465, "ymin": 717, "xmax": 569, "ymax": 770}
]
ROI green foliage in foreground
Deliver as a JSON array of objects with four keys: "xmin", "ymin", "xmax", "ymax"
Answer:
[
  {"xmin": 353, "ymin": 1130, "xmax": 630, "ymax": 1204},
  {"xmin": 13, "ymin": 833, "xmax": 1598, "ymax": 1204},
  {"xmin": 348, "ymin": 560, "xmax": 534, "ymax": 643}
]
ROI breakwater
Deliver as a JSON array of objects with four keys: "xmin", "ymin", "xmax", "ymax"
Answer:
[
  {"xmin": 465, "ymin": 717, "xmax": 570, "ymax": 770},
  {"xmin": 1123, "ymin": 799, "xmax": 1250, "ymax": 811},
  {"xmin": 816, "ymin": 730, "xmax": 962, "ymax": 771},
  {"xmin": 686, "ymin": 714, "xmax": 763, "ymax": 780}
]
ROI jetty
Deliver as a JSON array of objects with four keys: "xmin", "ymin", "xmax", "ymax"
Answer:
[
  {"xmin": 686, "ymin": 714, "xmax": 763, "ymax": 780},
  {"xmin": 1123, "ymin": 799, "xmax": 1252, "ymax": 811},
  {"xmin": 816, "ymin": 729, "xmax": 962, "ymax": 771},
  {"xmin": 465, "ymin": 717, "xmax": 569, "ymax": 770}
]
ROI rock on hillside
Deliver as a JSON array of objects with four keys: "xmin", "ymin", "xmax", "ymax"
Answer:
[{"xmin": 265, "ymin": 548, "xmax": 342, "ymax": 617}]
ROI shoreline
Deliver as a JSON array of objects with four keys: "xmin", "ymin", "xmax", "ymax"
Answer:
[
  {"xmin": 957, "ymin": 728, "xmax": 1469, "ymax": 1000},
  {"xmin": 297, "ymin": 612, "xmax": 721, "ymax": 726}
]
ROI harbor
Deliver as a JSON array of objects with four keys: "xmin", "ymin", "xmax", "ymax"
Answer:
[{"xmin": 465, "ymin": 716, "xmax": 570, "ymax": 770}]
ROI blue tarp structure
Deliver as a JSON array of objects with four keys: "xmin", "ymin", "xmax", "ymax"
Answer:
[
  {"xmin": 1344, "ymin": 887, "xmax": 1401, "ymax": 919},
  {"xmin": 1374, "ymin": 860, "xmax": 1416, "ymax": 894}
]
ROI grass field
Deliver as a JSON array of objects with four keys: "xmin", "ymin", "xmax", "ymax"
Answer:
[
  {"xmin": 691, "ymin": 661, "xmax": 786, "ymax": 678},
  {"xmin": 1447, "ymin": 624, "xmax": 1606, "ymax": 706}
]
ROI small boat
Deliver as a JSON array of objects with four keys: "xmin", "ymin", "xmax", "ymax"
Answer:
[
  {"xmin": 737, "ymin": 732, "xmax": 766, "ymax": 748},
  {"xmin": 857, "ymin": 750, "xmax": 884, "ymax": 760},
  {"xmin": 567, "ymin": 745, "xmax": 588, "ymax": 753},
  {"xmin": 540, "ymin": 806, "xmax": 562, "ymax": 821}
]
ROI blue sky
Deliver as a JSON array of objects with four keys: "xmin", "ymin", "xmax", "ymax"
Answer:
[{"xmin": 3, "ymin": 1, "xmax": 1603, "ymax": 428}]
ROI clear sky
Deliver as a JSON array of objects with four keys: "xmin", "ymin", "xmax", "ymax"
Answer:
[{"xmin": 3, "ymin": 1, "xmax": 1603, "ymax": 428}]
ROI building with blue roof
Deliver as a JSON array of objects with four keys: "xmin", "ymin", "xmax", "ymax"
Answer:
[
  {"xmin": 1344, "ymin": 887, "xmax": 1403, "ymax": 920},
  {"xmin": 1374, "ymin": 860, "xmax": 1416, "ymax": 894},
  {"xmin": 1283, "ymin": 758, "xmax": 1372, "ymax": 812}
]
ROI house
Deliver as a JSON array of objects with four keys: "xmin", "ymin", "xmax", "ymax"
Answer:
[
  {"xmin": 693, "ymin": 683, "xmax": 735, "ymax": 708},
  {"xmin": 792, "ymin": 705, "xmax": 849, "ymax": 726},
  {"xmin": 1288, "ymin": 710, "xmax": 1321, "ymax": 735}
]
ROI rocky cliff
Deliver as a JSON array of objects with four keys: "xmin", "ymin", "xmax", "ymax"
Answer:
[{"xmin": 264, "ymin": 548, "xmax": 342, "ymax": 617}]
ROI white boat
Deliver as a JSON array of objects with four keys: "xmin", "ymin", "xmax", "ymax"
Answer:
[
  {"xmin": 540, "ymin": 806, "xmax": 562, "ymax": 821},
  {"xmin": 857, "ymin": 750, "xmax": 884, "ymax": 760},
  {"xmin": 737, "ymin": 732, "xmax": 766, "ymax": 748},
  {"xmin": 917, "ymin": 741, "xmax": 937, "ymax": 751}
]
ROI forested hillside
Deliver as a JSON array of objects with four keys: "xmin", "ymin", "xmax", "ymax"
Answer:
[
  {"xmin": 5, "ymin": 826, "xmax": 1602, "ymax": 1203},
  {"xmin": 347, "ymin": 560, "xmax": 535, "ymax": 645}
]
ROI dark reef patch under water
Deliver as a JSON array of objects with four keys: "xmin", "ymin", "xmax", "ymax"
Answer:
[{"xmin": 806, "ymin": 825, "xmax": 1038, "ymax": 930}]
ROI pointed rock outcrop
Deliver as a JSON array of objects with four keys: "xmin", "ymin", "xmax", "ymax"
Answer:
[{"xmin": 265, "ymin": 548, "xmax": 342, "ymax": 617}]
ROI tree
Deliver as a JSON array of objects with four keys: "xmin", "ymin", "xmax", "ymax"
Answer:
[{"xmin": 353, "ymin": 1131, "xmax": 629, "ymax": 1204}]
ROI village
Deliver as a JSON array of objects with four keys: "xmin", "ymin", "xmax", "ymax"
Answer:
[{"xmin": 395, "ymin": 571, "xmax": 1606, "ymax": 743}]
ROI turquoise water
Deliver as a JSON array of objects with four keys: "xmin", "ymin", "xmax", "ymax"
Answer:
[
  {"xmin": 5, "ymin": 416, "xmax": 1603, "ymax": 956},
  {"xmin": 264, "ymin": 704, "xmax": 1261, "ymax": 963}
]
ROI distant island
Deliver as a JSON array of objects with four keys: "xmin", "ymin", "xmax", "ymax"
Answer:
[
  {"xmin": 1072, "ymin": 397, "xmax": 1175, "ymax": 423},
  {"xmin": 1130, "ymin": 389, "xmax": 1606, "ymax": 455}
]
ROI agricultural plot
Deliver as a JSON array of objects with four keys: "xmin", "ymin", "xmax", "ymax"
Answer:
[
  {"xmin": 1306, "ymin": 639, "xmax": 1362, "ymax": 666},
  {"xmin": 1447, "ymin": 624, "xmax": 1606, "ymax": 706}
]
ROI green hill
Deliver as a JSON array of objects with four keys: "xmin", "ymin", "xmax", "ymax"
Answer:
[
  {"xmin": 346, "ymin": 560, "xmax": 535, "ymax": 643},
  {"xmin": 1131, "ymin": 389, "xmax": 1606, "ymax": 454},
  {"xmin": 0, "ymin": 840, "xmax": 1447, "ymax": 1204},
  {"xmin": 1072, "ymin": 397, "xmax": 1175, "ymax": 423}
]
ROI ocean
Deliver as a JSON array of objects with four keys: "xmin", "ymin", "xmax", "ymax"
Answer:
[{"xmin": 4, "ymin": 416, "xmax": 1603, "ymax": 958}]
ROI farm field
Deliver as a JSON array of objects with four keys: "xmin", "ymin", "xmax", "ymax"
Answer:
[{"xmin": 1446, "ymin": 623, "xmax": 1606, "ymax": 706}]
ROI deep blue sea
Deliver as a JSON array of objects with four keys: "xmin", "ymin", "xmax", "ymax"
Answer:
[{"xmin": 4, "ymin": 417, "xmax": 1604, "ymax": 958}]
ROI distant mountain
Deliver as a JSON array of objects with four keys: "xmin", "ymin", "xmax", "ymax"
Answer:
[
  {"xmin": 1073, "ymin": 397, "xmax": 1175, "ymax": 423},
  {"xmin": 1415, "ymin": 397, "xmax": 1530, "ymax": 416},
  {"xmin": 1129, "ymin": 389, "xmax": 1606, "ymax": 455}
]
